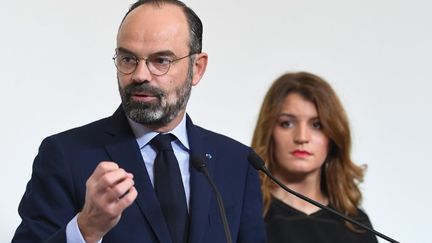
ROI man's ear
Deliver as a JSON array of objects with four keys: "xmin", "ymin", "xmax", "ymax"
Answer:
[{"xmin": 191, "ymin": 52, "xmax": 208, "ymax": 86}]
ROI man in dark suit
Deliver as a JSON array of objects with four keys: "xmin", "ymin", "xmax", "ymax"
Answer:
[{"xmin": 12, "ymin": 0, "xmax": 265, "ymax": 242}]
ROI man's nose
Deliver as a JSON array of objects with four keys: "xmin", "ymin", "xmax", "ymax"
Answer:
[{"xmin": 131, "ymin": 60, "xmax": 152, "ymax": 83}]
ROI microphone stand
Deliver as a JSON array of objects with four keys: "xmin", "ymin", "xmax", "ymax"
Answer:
[{"xmin": 190, "ymin": 155, "xmax": 233, "ymax": 243}]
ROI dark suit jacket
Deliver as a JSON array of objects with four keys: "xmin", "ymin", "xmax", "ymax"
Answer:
[{"xmin": 12, "ymin": 107, "xmax": 266, "ymax": 243}]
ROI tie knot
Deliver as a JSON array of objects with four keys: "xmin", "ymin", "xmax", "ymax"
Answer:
[{"xmin": 150, "ymin": 133, "xmax": 175, "ymax": 151}]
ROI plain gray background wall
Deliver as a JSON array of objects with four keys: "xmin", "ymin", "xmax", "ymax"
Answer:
[{"xmin": 1, "ymin": 1, "xmax": 430, "ymax": 242}]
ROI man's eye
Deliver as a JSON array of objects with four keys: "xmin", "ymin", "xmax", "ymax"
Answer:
[
  {"xmin": 150, "ymin": 56, "xmax": 172, "ymax": 66},
  {"xmin": 120, "ymin": 55, "xmax": 137, "ymax": 64}
]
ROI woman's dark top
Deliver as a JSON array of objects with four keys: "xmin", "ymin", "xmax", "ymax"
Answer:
[{"xmin": 265, "ymin": 197, "xmax": 379, "ymax": 243}]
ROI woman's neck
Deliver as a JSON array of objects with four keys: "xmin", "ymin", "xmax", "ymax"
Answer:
[{"xmin": 271, "ymin": 171, "xmax": 328, "ymax": 215}]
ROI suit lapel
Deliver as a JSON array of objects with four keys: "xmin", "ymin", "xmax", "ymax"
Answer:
[
  {"xmin": 186, "ymin": 115, "xmax": 216, "ymax": 243},
  {"xmin": 104, "ymin": 107, "xmax": 171, "ymax": 243}
]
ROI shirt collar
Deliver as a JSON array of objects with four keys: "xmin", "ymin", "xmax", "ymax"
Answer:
[{"xmin": 127, "ymin": 114, "xmax": 190, "ymax": 150}]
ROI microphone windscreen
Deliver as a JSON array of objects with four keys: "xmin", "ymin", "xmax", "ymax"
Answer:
[
  {"xmin": 247, "ymin": 152, "xmax": 265, "ymax": 171},
  {"xmin": 190, "ymin": 154, "xmax": 206, "ymax": 171}
]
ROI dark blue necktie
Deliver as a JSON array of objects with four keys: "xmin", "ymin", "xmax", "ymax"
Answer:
[{"xmin": 151, "ymin": 133, "xmax": 189, "ymax": 243}]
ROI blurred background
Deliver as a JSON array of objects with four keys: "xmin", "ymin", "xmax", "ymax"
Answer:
[{"xmin": 2, "ymin": 0, "xmax": 430, "ymax": 242}]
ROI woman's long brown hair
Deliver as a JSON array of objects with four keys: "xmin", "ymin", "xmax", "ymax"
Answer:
[{"xmin": 251, "ymin": 72, "xmax": 365, "ymax": 230}]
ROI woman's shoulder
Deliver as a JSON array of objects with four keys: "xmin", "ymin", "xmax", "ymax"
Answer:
[{"xmin": 354, "ymin": 207, "xmax": 374, "ymax": 226}]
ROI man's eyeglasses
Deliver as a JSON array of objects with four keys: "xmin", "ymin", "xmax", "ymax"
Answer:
[{"xmin": 113, "ymin": 51, "xmax": 197, "ymax": 76}]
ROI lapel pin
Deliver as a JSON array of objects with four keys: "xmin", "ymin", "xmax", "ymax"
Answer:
[{"xmin": 205, "ymin": 153, "xmax": 212, "ymax": 160}]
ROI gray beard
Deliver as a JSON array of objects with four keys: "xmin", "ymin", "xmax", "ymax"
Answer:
[{"xmin": 118, "ymin": 63, "xmax": 193, "ymax": 127}]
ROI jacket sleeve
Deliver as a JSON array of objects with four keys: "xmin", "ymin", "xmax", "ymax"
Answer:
[
  {"xmin": 12, "ymin": 136, "xmax": 79, "ymax": 243},
  {"xmin": 237, "ymin": 150, "xmax": 266, "ymax": 243}
]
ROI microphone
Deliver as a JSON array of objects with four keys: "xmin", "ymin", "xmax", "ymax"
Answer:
[
  {"xmin": 190, "ymin": 155, "xmax": 233, "ymax": 243},
  {"xmin": 247, "ymin": 151, "xmax": 399, "ymax": 243}
]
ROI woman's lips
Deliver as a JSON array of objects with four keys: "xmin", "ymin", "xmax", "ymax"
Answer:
[{"xmin": 291, "ymin": 150, "xmax": 312, "ymax": 158}]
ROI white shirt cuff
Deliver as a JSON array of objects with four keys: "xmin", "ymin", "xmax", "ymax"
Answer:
[{"xmin": 66, "ymin": 214, "xmax": 102, "ymax": 243}]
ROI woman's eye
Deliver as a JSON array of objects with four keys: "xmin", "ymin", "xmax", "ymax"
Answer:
[
  {"xmin": 280, "ymin": 121, "xmax": 293, "ymax": 128},
  {"xmin": 312, "ymin": 120, "xmax": 322, "ymax": 129}
]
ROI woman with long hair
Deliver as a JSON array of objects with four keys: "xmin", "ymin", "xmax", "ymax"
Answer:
[{"xmin": 251, "ymin": 72, "xmax": 378, "ymax": 243}]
